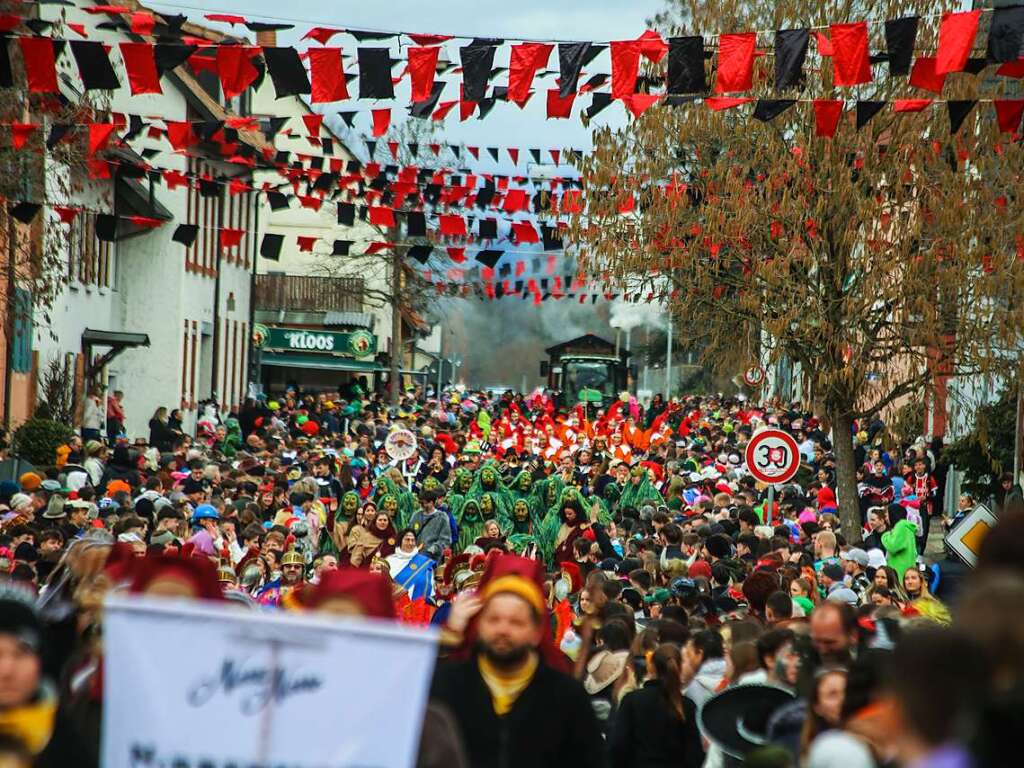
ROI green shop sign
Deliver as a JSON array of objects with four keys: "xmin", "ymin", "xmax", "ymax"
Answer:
[{"xmin": 257, "ymin": 327, "xmax": 376, "ymax": 358}]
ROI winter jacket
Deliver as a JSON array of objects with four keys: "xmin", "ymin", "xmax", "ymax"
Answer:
[
  {"xmin": 608, "ymin": 680, "xmax": 704, "ymax": 768},
  {"xmin": 882, "ymin": 519, "xmax": 918, "ymax": 578},
  {"xmin": 683, "ymin": 657, "xmax": 727, "ymax": 708},
  {"xmin": 346, "ymin": 524, "xmax": 385, "ymax": 567},
  {"xmin": 410, "ymin": 508, "xmax": 452, "ymax": 561}
]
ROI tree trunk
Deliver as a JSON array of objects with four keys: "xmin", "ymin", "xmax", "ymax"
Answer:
[
  {"xmin": 830, "ymin": 409, "xmax": 863, "ymax": 545},
  {"xmin": 389, "ymin": 248, "xmax": 402, "ymax": 406}
]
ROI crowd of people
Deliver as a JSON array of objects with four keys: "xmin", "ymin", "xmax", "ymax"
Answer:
[{"xmin": 0, "ymin": 383, "xmax": 1021, "ymax": 767}]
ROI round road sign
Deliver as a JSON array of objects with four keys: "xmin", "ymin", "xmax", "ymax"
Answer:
[
  {"xmin": 744, "ymin": 428, "xmax": 801, "ymax": 485},
  {"xmin": 743, "ymin": 365, "xmax": 766, "ymax": 388}
]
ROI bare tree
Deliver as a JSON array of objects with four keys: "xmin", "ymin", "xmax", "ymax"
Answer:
[{"xmin": 569, "ymin": 0, "xmax": 1024, "ymax": 542}]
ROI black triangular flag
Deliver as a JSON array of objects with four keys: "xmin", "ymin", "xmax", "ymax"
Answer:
[
  {"xmin": 70, "ymin": 40, "xmax": 120, "ymax": 90},
  {"xmin": 349, "ymin": 30, "xmax": 396, "ymax": 42},
  {"xmin": 94, "ymin": 214, "xmax": 118, "ymax": 242},
  {"xmin": 262, "ymin": 116, "xmax": 288, "ymax": 139},
  {"xmin": 8, "ymin": 202, "xmax": 40, "ymax": 224},
  {"xmin": 558, "ymin": 42, "xmax": 591, "ymax": 98},
  {"xmin": 46, "ymin": 123, "xmax": 73, "ymax": 149},
  {"xmin": 406, "ymin": 211, "xmax": 427, "ymax": 237},
  {"xmin": 477, "ymin": 98, "xmax": 499, "ymax": 119},
  {"xmin": 529, "ymin": 148, "xmax": 541, "ymax": 164},
  {"xmin": 585, "ymin": 92, "xmax": 614, "ymax": 119},
  {"xmin": 321, "ymin": 137, "xmax": 334, "ymax": 156},
  {"xmin": 260, "ymin": 233, "xmax": 284, "ymax": 261},
  {"xmin": 172, "ymin": 223, "xmax": 199, "ymax": 247},
  {"xmin": 337, "ymin": 202, "xmax": 355, "ymax": 226},
  {"xmin": 460, "ymin": 43, "xmax": 497, "ymax": 102},
  {"xmin": 332, "ymin": 239, "xmax": 352, "ymax": 256},
  {"xmin": 884, "ymin": 17, "xmax": 918, "ymax": 77},
  {"xmin": 0, "ymin": 36, "xmax": 12, "ymax": 88},
  {"xmin": 263, "ymin": 47, "xmax": 311, "ymax": 98},
  {"xmin": 479, "ymin": 218, "xmax": 497, "ymax": 239},
  {"xmin": 153, "ymin": 44, "xmax": 196, "ymax": 76},
  {"xmin": 946, "ymin": 100, "xmax": 976, "ymax": 134},
  {"xmin": 855, "ymin": 100, "xmax": 885, "ymax": 130},
  {"xmin": 245, "ymin": 21, "xmax": 294, "ymax": 32},
  {"xmin": 486, "ymin": 147, "xmax": 500, "ymax": 162},
  {"xmin": 774, "ymin": 29, "xmax": 808, "ymax": 91},
  {"xmin": 266, "ymin": 191, "xmax": 290, "ymax": 211},
  {"xmin": 988, "ymin": 6, "xmax": 1024, "ymax": 63},
  {"xmin": 338, "ymin": 111, "xmax": 357, "ymax": 127},
  {"xmin": 476, "ymin": 250, "xmax": 502, "ymax": 269},
  {"xmin": 357, "ymin": 48, "xmax": 395, "ymax": 99},
  {"xmin": 407, "ymin": 245, "xmax": 433, "ymax": 264},
  {"xmin": 753, "ymin": 99, "xmax": 795, "ymax": 122},
  {"xmin": 963, "ymin": 58, "xmax": 987, "ymax": 75},
  {"xmin": 409, "ymin": 81, "xmax": 445, "ymax": 119},
  {"xmin": 541, "ymin": 225, "xmax": 564, "ymax": 251},
  {"xmin": 668, "ymin": 36, "xmax": 706, "ymax": 94}
]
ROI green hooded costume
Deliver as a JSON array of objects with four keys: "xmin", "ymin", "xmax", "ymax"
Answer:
[{"xmin": 618, "ymin": 467, "xmax": 665, "ymax": 510}]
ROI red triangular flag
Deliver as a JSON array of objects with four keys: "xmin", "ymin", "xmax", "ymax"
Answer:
[
  {"xmin": 994, "ymin": 99, "xmax": 1024, "ymax": 133},
  {"xmin": 19, "ymin": 37, "xmax": 59, "ymax": 93},
  {"xmin": 206, "ymin": 13, "xmax": 247, "ymax": 24},
  {"xmin": 909, "ymin": 58, "xmax": 946, "ymax": 94},
  {"xmin": 302, "ymin": 113, "xmax": 324, "ymax": 136},
  {"xmin": 623, "ymin": 93, "xmax": 661, "ymax": 118},
  {"xmin": 432, "ymin": 101, "xmax": 458, "ymax": 121},
  {"xmin": 439, "ymin": 214, "xmax": 467, "ymax": 237},
  {"xmin": 371, "ymin": 108, "xmax": 391, "ymax": 137},
  {"xmin": 550, "ymin": 149, "xmax": 560, "ymax": 165},
  {"xmin": 408, "ymin": 34, "xmax": 453, "ymax": 46},
  {"xmin": 128, "ymin": 216, "xmax": 163, "ymax": 229},
  {"xmin": 705, "ymin": 96, "xmax": 752, "ymax": 111},
  {"xmin": 303, "ymin": 27, "xmax": 344, "ymax": 45},
  {"xmin": 119, "ymin": 42, "xmax": 162, "ymax": 94},
  {"xmin": 636, "ymin": 30, "xmax": 668, "ymax": 63},
  {"xmin": 447, "ymin": 247, "xmax": 466, "ymax": 263},
  {"xmin": 997, "ymin": 58, "xmax": 1024, "ymax": 78},
  {"xmin": 388, "ymin": 141, "xmax": 400, "ymax": 159},
  {"xmin": 546, "ymin": 89, "xmax": 576, "ymax": 119},
  {"xmin": 508, "ymin": 42, "xmax": 553, "ymax": 106},
  {"xmin": 220, "ymin": 228, "xmax": 244, "ymax": 248},
  {"xmin": 609, "ymin": 41, "xmax": 640, "ymax": 99},
  {"xmin": 88, "ymin": 123, "xmax": 117, "ymax": 154},
  {"xmin": 467, "ymin": 146, "xmax": 479, "ymax": 159},
  {"xmin": 512, "ymin": 221, "xmax": 539, "ymax": 244},
  {"xmin": 10, "ymin": 123, "xmax": 37, "ymax": 150},
  {"xmin": 368, "ymin": 206, "xmax": 396, "ymax": 228},
  {"xmin": 715, "ymin": 33, "xmax": 756, "ymax": 93},
  {"xmin": 408, "ymin": 46, "xmax": 440, "ymax": 103},
  {"xmin": 830, "ymin": 22, "xmax": 871, "ymax": 86},
  {"xmin": 165, "ymin": 121, "xmax": 195, "ymax": 150},
  {"xmin": 893, "ymin": 99, "xmax": 933, "ymax": 112},
  {"xmin": 216, "ymin": 45, "xmax": 260, "ymax": 99},
  {"xmin": 297, "ymin": 236, "xmax": 318, "ymax": 252},
  {"xmin": 54, "ymin": 206, "xmax": 80, "ymax": 224},
  {"xmin": 813, "ymin": 100, "xmax": 843, "ymax": 138},
  {"xmin": 129, "ymin": 11, "xmax": 155, "ymax": 36},
  {"xmin": 508, "ymin": 148, "xmax": 520, "ymax": 165},
  {"xmin": 309, "ymin": 47, "xmax": 348, "ymax": 103},
  {"xmin": 815, "ymin": 31, "xmax": 834, "ymax": 56},
  {"xmin": 936, "ymin": 10, "xmax": 981, "ymax": 75}
]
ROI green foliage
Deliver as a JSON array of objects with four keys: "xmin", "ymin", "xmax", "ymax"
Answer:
[
  {"xmin": 13, "ymin": 416, "xmax": 74, "ymax": 467},
  {"xmin": 889, "ymin": 400, "xmax": 925, "ymax": 447},
  {"xmin": 942, "ymin": 384, "xmax": 1017, "ymax": 497}
]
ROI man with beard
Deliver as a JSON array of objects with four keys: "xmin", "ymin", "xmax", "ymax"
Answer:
[{"xmin": 431, "ymin": 554, "xmax": 605, "ymax": 768}]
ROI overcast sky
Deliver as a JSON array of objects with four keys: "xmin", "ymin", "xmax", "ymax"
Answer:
[{"xmin": 146, "ymin": 0, "xmax": 666, "ymax": 161}]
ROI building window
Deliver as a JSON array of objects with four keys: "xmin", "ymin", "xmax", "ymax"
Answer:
[{"xmin": 69, "ymin": 213, "xmax": 113, "ymax": 288}]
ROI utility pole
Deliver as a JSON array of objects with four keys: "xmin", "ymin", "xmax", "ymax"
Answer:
[
  {"xmin": 389, "ymin": 247, "xmax": 402, "ymax": 405},
  {"xmin": 665, "ymin": 313, "xmax": 673, "ymax": 397},
  {"xmin": 436, "ymin": 327, "xmax": 443, "ymax": 398}
]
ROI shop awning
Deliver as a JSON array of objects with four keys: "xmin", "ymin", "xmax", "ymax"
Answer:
[
  {"xmin": 83, "ymin": 328, "xmax": 150, "ymax": 378},
  {"xmin": 260, "ymin": 351, "xmax": 380, "ymax": 373},
  {"xmin": 323, "ymin": 311, "xmax": 374, "ymax": 329}
]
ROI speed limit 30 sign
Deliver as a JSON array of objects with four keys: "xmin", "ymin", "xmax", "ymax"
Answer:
[{"xmin": 744, "ymin": 428, "xmax": 801, "ymax": 485}]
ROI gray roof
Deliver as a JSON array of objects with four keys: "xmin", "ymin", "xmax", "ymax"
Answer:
[{"xmin": 323, "ymin": 311, "xmax": 374, "ymax": 329}]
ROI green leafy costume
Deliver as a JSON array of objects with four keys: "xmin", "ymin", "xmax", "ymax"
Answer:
[{"xmin": 618, "ymin": 469, "xmax": 665, "ymax": 511}]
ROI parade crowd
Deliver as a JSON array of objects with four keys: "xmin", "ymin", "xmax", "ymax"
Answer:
[{"xmin": 0, "ymin": 383, "xmax": 1021, "ymax": 768}]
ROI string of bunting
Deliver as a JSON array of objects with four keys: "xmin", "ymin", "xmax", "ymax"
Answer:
[{"xmin": 2, "ymin": 8, "xmax": 1023, "ymax": 124}]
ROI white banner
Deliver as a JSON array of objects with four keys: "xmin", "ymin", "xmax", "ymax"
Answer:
[{"xmin": 101, "ymin": 595, "xmax": 438, "ymax": 768}]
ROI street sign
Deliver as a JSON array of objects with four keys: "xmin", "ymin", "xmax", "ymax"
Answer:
[
  {"xmin": 945, "ymin": 503, "xmax": 997, "ymax": 567},
  {"xmin": 743, "ymin": 365, "xmax": 766, "ymax": 388},
  {"xmin": 745, "ymin": 428, "xmax": 801, "ymax": 485}
]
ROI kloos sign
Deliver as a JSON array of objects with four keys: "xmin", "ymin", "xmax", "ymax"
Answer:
[{"xmin": 284, "ymin": 330, "xmax": 335, "ymax": 351}]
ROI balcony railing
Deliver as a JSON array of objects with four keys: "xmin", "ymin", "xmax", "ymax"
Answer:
[{"xmin": 254, "ymin": 274, "xmax": 364, "ymax": 313}]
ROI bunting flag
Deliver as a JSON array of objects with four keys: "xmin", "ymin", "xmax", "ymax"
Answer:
[
  {"xmin": 263, "ymin": 47, "xmax": 311, "ymax": 98},
  {"xmin": 830, "ymin": 22, "xmax": 872, "ymax": 86},
  {"xmin": 855, "ymin": 100, "xmax": 885, "ymax": 130},
  {"xmin": 460, "ymin": 43, "xmax": 496, "ymax": 102},
  {"xmin": 946, "ymin": 100, "xmax": 976, "ymax": 134},
  {"xmin": 508, "ymin": 43, "xmax": 553, "ymax": 106},
  {"xmin": 358, "ymin": 47, "xmax": 394, "ymax": 98},
  {"xmin": 988, "ymin": 6, "xmax": 1024, "ymax": 63},
  {"xmin": 813, "ymin": 100, "xmax": 843, "ymax": 138},
  {"xmin": 408, "ymin": 46, "xmax": 440, "ymax": 103},
  {"xmin": 936, "ymin": 10, "xmax": 981, "ymax": 75},
  {"xmin": 884, "ymin": 17, "xmax": 919, "ymax": 76},
  {"xmin": 668, "ymin": 36, "xmax": 706, "ymax": 94},
  {"xmin": 309, "ymin": 48, "xmax": 348, "ymax": 102},
  {"xmin": 774, "ymin": 29, "xmax": 809, "ymax": 91},
  {"xmin": 71, "ymin": 40, "xmax": 121, "ymax": 90},
  {"xmin": 715, "ymin": 33, "xmax": 756, "ymax": 94},
  {"xmin": 19, "ymin": 37, "xmax": 58, "ymax": 93}
]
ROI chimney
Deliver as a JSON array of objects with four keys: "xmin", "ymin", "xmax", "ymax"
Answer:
[{"xmin": 256, "ymin": 30, "xmax": 276, "ymax": 48}]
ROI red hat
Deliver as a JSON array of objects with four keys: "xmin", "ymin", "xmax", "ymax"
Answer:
[
  {"xmin": 465, "ymin": 554, "xmax": 567, "ymax": 672},
  {"xmin": 309, "ymin": 569, "xmax": 395, "ymax": 619},
  {"xmin": 560, "ymin": 561, "xmax": 583, "ymax": 593},
  {"xmin": 688, "ymin": 559, "xmax": 712, "ymax": 580},
  {"xmin": 640, "ymin": 461, "xmax": 664, "ymax": 483},
  {"xmin": 129, "ymin": 553, "xmax": 223, "ymax": 601}
]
